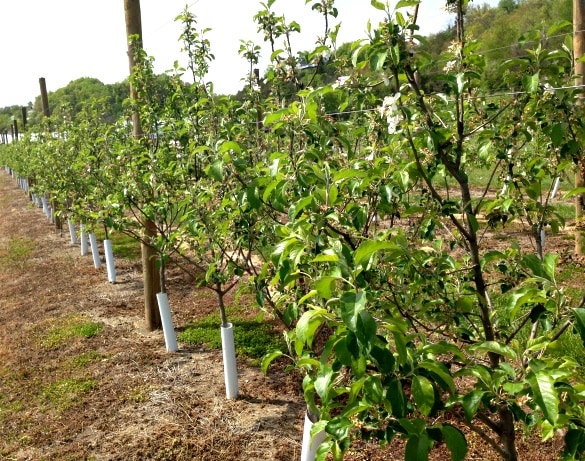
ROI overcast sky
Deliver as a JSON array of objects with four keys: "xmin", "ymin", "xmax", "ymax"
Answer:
[{"xmin": 0, "ymin": 0, "xmax": 498, "ymax": 107}]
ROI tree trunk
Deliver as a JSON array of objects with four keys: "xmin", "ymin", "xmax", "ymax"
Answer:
[
  {"xmin": 124, "ymin": 0, "xmax": 161, "ymax": 330},
  {"xmin": 574, "ymin": 0, "xmax": 585, "ymax": 255},
  {"xmin": 142, "ymin": 219, "xmax": 161, "ymax": 330},
  {"xmin": 499, "ymin": 404, "xmax": 518, "ymax": 461}
]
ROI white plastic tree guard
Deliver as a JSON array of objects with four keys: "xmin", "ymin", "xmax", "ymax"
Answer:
[
  {"xmin": 80, "ymin": 225, "xmax": 89, "ymax": 256},
  {"xmin": 300, "ymin": 411, "xmax": 327, "ymax": 461},
  {"xmin": 157, "ymin": 292, "xmax": 178, "ymax": 352},
  {"xmin": 551, "ymin": 176, "xmax": 561, "ymax": 199},
  {"xmin": 41, "ymin": 195, "xmax": 49, "ymax": 217},
  {"xmin": 68, "ymin": 219, "xmax": 77, "ymax": 245},
  {"xmin": 103, "ymin": 239, "xmax": 116, "ymax": 283},
  {"xmin": 221, "ymin": 323, "xmax": 238, "ymax": 399},
  {"xmin": 89, "ymin": 233, "xmax": 102, "ymax": 268}
]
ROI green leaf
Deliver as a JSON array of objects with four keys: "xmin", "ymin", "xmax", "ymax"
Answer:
[
  {"xmin": 412, "ymin": 375, "xmax": 435, "ymax": 416},
  {"xmin": 206, "ymin": 160, "xmax": 223, "ymax": 181},
  {"xmin": 370, "ymin": 345, "xmax": 395, "ymax": 374},
  {"xmin": 405, "ymin": 433, "xmax": 430, "ymax": 461},
  {"xmin": 469, "ymin": 341, "xmax": 517, "ymax": 361},
  {"xmin": 418, "ymin": 361, "xmax": 455, "ymax": 394},
  {"xmin": 298, "ymin": 289, "xmax": 319, "ymax": 305},
  {"xmin": 370, "ymin": 0, "xmax": 385, "ymax": 10},
  {"xmin": 219, "ymin": 140, "xmax": 241, "ymax": 155},
  {"xmin": 461, "ymin": 390, "xmax": 486, "ymax": 422},
  {"xmin": 340, "ymin": 291, "xmax": 367, "ymax": 331},
  {"xmin": 311, "ymin": 253, "xmax": 340, "ymax": 263},
  {"xmin": 525, "ymin": 182, "xmax": 541, "ymax": 201},
  {"xmin": 370, "ymin": 52, "xmax": 387, "ymax": 72},
  {"xmin": 526, "ymin": 370, "xmax": 558, "ymax": 425},
  {"xmin": 392, "ymin": 330, "xmax": 409, "ymax": 366},
  {"xmin": 246, "ymin": 185, "xmax": 261, "ymax": 209},
  {"xmin": 563, "ymin": 428, "xmax": 585, "ymax": 459},
  {"xmin": 289, "ymin": 196, "xmax": 313, "ymax": 219},
  {"xmin": 315, "ymin": 276, "xmax": 339, "ymax": 299},
  {"xmin": 355, "ymin": 310, "xmax": 377, "ymax": 348},
  {"xmin": 522, "ymin": 72, "xmax": 540, "ymax": 93},
  {"xmin": 315, "ymin": 365, "xmax": 334, "ymax": 403},
  {"xmin": 354, "ymin": 240, "xmax": 400, "ymax": 267},
  {"xmin": 504, "ymin": 286, "xmax": 545, "ymax": 321},
  {"xmin": 542, "ymin": 253, "xmax": 557, "ymax": 281},
  {"xmin": 390, "ymin": 43, "xmax": 400, "ymax": 65},
  {"xmin": 550, "ymin": 123, "xmax": 565, "ymax": 147},
  {"xmin": 297, "ymin": 309, "xmax": 326, "ymax": 346},
  {"xmin": 261, "ymin": 350, "xmax": 283, "ymax": 375},
  {"xmin": 264, "ymin": 108, "xmax": 289, "ymax": 125},
  {"xmin": 364, "ymin": 375, "xmax": 383, "ymax": 404},
  {"xmin": 326, "ymin": 416, "xmax": 352, "ymax": 440},
  {"xmin": 573, "ymin": 308, "xmax": 585, "ymax": 346},
  {"xmin": 521, "ymin": 253, "xmax": 541, "ymax": 277},
  {"xmin": 396, "ymin": 0, "xmax": 422, "ymax": 7},
  {"xmin": 563, "ymin": 187, "xmax": 585, "ymax": 200},
  {"xmin": 387, "ymin": 379, "xmax": 406, "ymax": 418},
  {"xmin": 442, "ymin": 425, "xmax": 468, "ymax": 461}
]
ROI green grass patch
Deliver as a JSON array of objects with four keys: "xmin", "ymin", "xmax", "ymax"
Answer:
[
  {"xmin": 0, "ymin": 237, "xmax": 35, "ymax": 269},
  {"xmin": 554, "ymin": 203, "xmax": 575, "ymax": 222},
  {"xmin": 39, "ymin": 378, "xmax": 97, "ymax": 411},
  {"xmin": 0, "ymin": 392, "xmax": 24, "ymax": 421},
  {"xmin": 552, "ymin": 330, "xmax": 585, "ymax": 377},
  {"xmin": 40, "ymin": 315, "xmax": 102, "ymax": 349},
  {"xmin": 178, "ymin": 311, "xmax": 285, "ymax": 362},
  {"xmin": 66, "ymin": 351, "xmax": 106, "ymax": 369}
]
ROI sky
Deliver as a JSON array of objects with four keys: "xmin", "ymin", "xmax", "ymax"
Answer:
[{"xmin": 0, "ymin": 0, "xmax": 499, "ymax": 107}]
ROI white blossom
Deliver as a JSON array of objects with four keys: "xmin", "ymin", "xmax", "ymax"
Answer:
[
  {"xmin": 378, "ymin": 93, "xmax": 402, "ymax": 134},
  {"xmin": 332, "ymin": 75, "xmax": 350, "ymax": 89},
  {"xmin": 386, "ymin": 114, "xmax": 401, "ymax": 134},
  {"xmin": 443, "ymin": 60, "xmax": 457, "ymax": 72}
]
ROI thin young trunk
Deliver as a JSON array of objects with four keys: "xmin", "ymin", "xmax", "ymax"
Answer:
[
  {"xmin": 499, "ymin": 404, "xmax": 518, "ymax": 461},
  {"xmin": 574, "ymin": 0, "xmax": 585, "ymax": 255},
  {"xmin": 216, "ymin": 282, "xmax": 228, "ymax": 328},
  {"xmin": 159, "ymin": 255, "xmax": 167, "ymax": 294}
]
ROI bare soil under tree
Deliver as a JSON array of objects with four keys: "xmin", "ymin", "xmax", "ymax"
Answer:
[{"xmin": 0, "ymin": 170, "xmax": 575, "ymax": 460}]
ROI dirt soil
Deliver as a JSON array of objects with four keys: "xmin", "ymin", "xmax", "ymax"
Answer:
[{"xmin": 0, "ymin": 170, "xmax": 572, "ymax": 460}]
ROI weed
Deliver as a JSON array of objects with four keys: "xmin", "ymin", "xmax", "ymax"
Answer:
[
  {"xmin": 39, "ymin": 379, "xmax": 97, "ymax": 411},
  {"xmin": 126, "ymin": 385, "xmax": 152, "ymax": 403}
]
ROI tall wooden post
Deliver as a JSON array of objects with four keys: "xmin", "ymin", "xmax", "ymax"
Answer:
[
  {"xmin": 21, "ymin": 107, "xmax": 27, "ymax": 130},
  {"xmin": 13, "ymin": 119, "xmax": 18, "ymax": 142},
  {"xmin": 39, "ymin": 78, "xmax": 50, "ymax": 117},
  {"xmin": 124, "ymin": 0, "xmax": 162, "ymax": 331},
  {"xmin": 574, "ymin": 0, "xmax": 585, "ymax": 255},
  {"xmin": 39, "ymin": 77, "xmax": 62, "ymax": 232}
]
